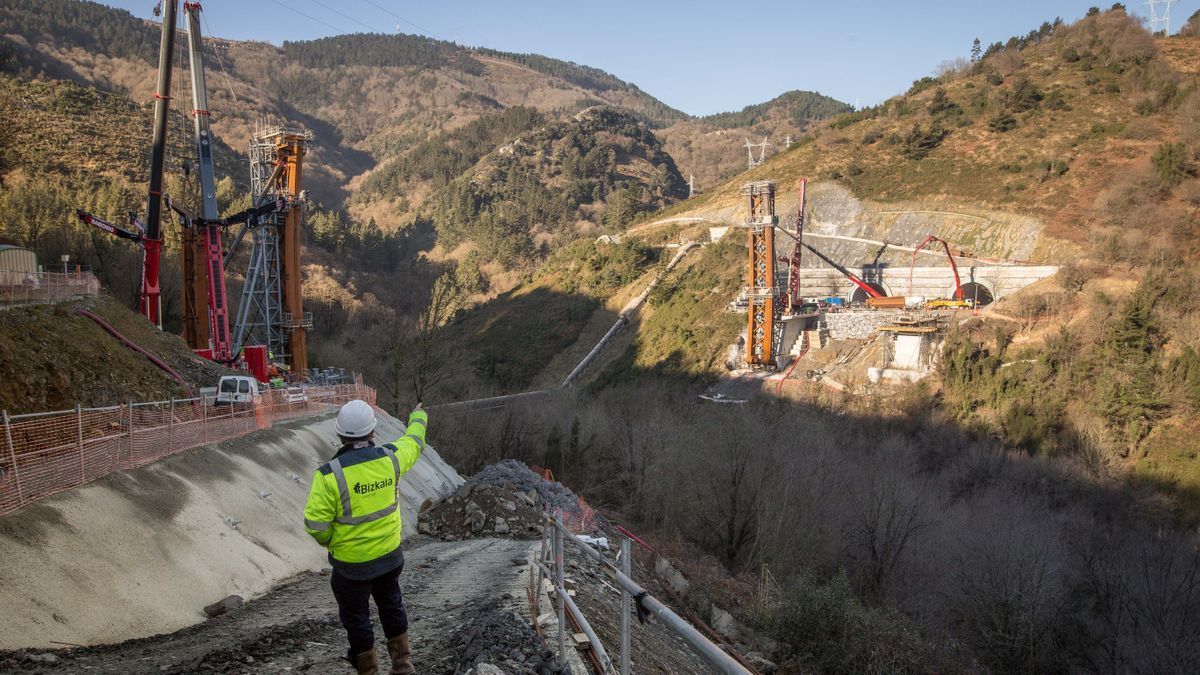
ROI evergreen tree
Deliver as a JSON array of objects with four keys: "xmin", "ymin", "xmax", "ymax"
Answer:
[{"xmin": 971, "ymin": 38, "xmax": 982, "ymax": 62}]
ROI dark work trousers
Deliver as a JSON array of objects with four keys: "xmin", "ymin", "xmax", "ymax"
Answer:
[{"xmin": 329, "ymin": 563, "xmax": 409, "ymax": 657}]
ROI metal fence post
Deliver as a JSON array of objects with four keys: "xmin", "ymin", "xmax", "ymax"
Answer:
[
  {"xmin": 76, "ymin": 404, "xmax": 85, "ymax": 482},
  {"xmin": 168, "ymin": 397, "xmax": 175, "ymax": 453},
  {"xmin": 3, "ymin": 410, "xmax": 24, "ymax": 505},
  {"xmin": 202, "ymin": 396, "xmax": 208, "ymax": 445},
  {"xmin": 126, "ymin": 400, "xmax": 134, "ymax": 467},
  {"xmin": 621, "ymin": 536, "xmax": 632, "ymax": 675},
  {"xmin": 555, "ymin": 511, "xmax": 566, "ymax": 668}
]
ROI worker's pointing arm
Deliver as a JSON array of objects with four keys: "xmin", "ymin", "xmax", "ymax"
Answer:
[{"xmin": 385, "ymin": 403, "xmax": 427, "ymax": 476}]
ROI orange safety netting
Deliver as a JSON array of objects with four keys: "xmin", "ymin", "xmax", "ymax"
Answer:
[
  {"xmin": 0, "ymin": 377, "xmax": 376, "ymax": 516},
  {"xmin": 560, "ymin": 495, "xmax": 598, "ymax": 534}
]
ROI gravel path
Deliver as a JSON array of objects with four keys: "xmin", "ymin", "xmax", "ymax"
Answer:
[{"xmin": 1, "ymin": 537, "xmax": 545, "ymax": 674}]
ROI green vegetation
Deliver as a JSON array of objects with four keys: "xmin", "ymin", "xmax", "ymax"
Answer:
[
  {"xmin": 444, "ymin": 375, "xmax": 1200, "ymax": 672},
  {"xmin": 0, "ymin": 0, "xmax": 157, "ymax": 65},
  {"xmin": 1152, "ymin": 141, "xmax": 1195, "ymax": 187},
  {"xmin": 942, "ymin": 269, "xmax": 1199, "ymax": 466},
  {"xmin": 473, "ymin": 48, "xmax": 686, "ymax": 126},
  {"xmin": 900, "ymin": 122, "xmax": 948, "ymax": 159},
  {"xmin": 426, "ymin": 107, "xmax": 686, "ymax": 269},
  {"xmin": 700, "ymin": 90, "xmax": 851, "ymax": 129},
  {"xmin": 359, "ymin": 107, "xmax": 546, "ymax": 199},
  {"xmin": 283, "ymin": 33, "xmax": 482, "ymax": 74},
  {"xmin": 593, "ymin": 239, "xmax": 743, "ymax": 386}
]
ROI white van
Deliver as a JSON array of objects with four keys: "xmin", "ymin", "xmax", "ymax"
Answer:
[{"xmin": 214, "ymin": 375, "xmax": 260, "ymax": 405}]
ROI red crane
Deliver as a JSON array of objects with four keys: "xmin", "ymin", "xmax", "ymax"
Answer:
[
  {"xmin": 777, "ymin": 182, "xmax": 884, "ymax": 302},
  {"xmin": 907, "ymin": 235, "xmax": 964, "ymax": 301},
  {"xmin": 75, "ymin": 0, "xmax": 178, "ymax": 327}
]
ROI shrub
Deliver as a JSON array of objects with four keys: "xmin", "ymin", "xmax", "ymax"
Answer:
[
  {"xmin": 762, "ymin": 572, "xmax": 929, "ymax": 673},
  {"xmin": 1152, "ymin": 142, "xmax": 1195, "ymax": 188},
  {"xmin": 901, "ymin": 123, "xmax": 949, "ymax": 160},
  {"xmin": 928, "ymin": 87, "xmax": 961, "ymax": 117},
  {"xmin": 1007, "ymin": 77, "xmax": 1044, "ymax": 112},
  {"xmin": 908, "ymin": 76, "xmax": 938, "ymax": 96},
  {"xmin": 989, "ymin": 113, "xmax": 1018, "ymax": 132},
  {"xmin": 1041, "ymin": 90, "xmax": 1069, "ymax": 111}
]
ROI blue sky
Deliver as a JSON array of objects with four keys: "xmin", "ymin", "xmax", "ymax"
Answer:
[{"xmin": 99, "ymin": 1, "xmax": 1194, "ymax": 116}]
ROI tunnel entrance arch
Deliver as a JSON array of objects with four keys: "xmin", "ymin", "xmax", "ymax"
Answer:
[
  {"xmin": 959, "ymin": 281, "xmax": 994, "ymax": 307},
  {"xmin": 849, "ymin": 282, "xmax": 888, "ymax": 303}
]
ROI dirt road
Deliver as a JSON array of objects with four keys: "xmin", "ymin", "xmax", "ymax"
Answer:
[{"xmin": 1, "ymin": 537, "xmax": 546, "ymax": 674}]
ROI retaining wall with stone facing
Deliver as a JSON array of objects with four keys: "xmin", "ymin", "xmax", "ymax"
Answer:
[{"xmin": 820, "ymin": 310, "xmax": 916, "ymax": 340}]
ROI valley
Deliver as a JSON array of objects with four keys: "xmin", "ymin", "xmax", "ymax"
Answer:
[{"xmin": 2, "ymin": 1, "xmax": 1200, "ymax": 673}]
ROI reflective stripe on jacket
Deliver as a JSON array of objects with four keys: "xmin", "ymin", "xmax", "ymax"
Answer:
[{"xmin": 303, "ymin": 408, "xmax": 428, "ymax": 564}]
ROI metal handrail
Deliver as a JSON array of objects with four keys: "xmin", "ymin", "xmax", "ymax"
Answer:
[{"xmin": 541, "ymin": 511, "xmax": 751, "ymax": 675}]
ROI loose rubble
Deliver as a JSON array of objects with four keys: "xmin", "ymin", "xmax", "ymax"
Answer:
[
  {"xmin": 419, "ymin": 460, "xmax": 604, "ymax": 541},
  {"xmin": 419, "ymin": 484, "xmax": 545, "ymax": 540},
  {"xmin": 431, "ymin": 598, "xmax": 567, "ymax": 675}
]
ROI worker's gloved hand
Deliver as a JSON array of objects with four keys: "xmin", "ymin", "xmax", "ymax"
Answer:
[{"xmin": 413, "ymin": 401, "xmax": 423, "ymax": 412}]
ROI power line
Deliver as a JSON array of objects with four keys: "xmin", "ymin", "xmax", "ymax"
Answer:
[
  {"xmin": 265, "ymin": 0, "xmax": 347, "ymax": 34},
  {"xmin": 304, "ymin": 0, "xmax": 377, "ymax": 33},
  {"xmin": 358, "ymin": 0, "xmax": 441, "ymax": 39},
  {"xmin": 201, "ymin": 11, "xmax": 241, "ymax": 104}
]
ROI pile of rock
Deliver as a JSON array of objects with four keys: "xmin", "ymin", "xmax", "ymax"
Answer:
[
  {"xmin": 465, "ymin": 460, "xmax": 589, "ymax": 518},
  {"xmin": 419, "ymin": 483, "xmax": 544, "ymax": 540},
  {"xmin": 434, "ymin": 598, "xmax": 567, "ymax": 674},
  {"xmin": 418, "ymin": 461, "xmax": 603, "ymax": 541}
]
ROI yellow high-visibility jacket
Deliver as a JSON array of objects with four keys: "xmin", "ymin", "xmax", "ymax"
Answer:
[{"xmin": 303, "ymin": 408, "xmax": 427, "ymax": 572}]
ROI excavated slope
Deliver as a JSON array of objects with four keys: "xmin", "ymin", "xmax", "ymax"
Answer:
[{"xmin": 0, "ymin": 409, "xmax": 462, "ymax": 649}]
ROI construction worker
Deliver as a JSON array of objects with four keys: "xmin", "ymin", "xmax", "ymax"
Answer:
[{"xmin": 304, "ymin": 399, "xmax": 428, "ymax": 675}]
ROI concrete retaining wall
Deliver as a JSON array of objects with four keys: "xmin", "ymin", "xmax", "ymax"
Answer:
[
  {"xmin": 0, "ymin": 409, "xmax": 462, "ymax": 649},
  {"xmin": 794, "ymin": 265, "xmax": 1059, "ymax": 302},
  {"xmin": 821, "ymin": 310, "xmax": 911, "ymax": 340}
]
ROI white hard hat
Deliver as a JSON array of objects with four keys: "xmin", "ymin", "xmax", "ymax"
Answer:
[{"xmin": 334, "ymin": 399, "xmax": 377, "ymax": 438}]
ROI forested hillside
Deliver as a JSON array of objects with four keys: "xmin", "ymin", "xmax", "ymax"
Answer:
[
  {"xmin": 426, "ymin": 106, "xmax": 687, "ymax": 269},
  {"xmin": 433, "ymin": 10, "xmax": 1200, "ymax": 672},
  {"xmin": 0, "ymin": 0, "xmax": 743, "ymax": 408},
  {"xmin": 658, "ymin": 90, "xmax": 852, "ymax": 189},
  {"xmin": 615, "ymin": 8, "xmax": 1200, "ymax": 499}
]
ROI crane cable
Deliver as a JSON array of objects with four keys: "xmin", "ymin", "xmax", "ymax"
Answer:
[
  {"xmin": 265, "ymin": 0, "xmax": 346, "ymax": 33},
  {"xmin": 200, "ymin": 11, "xmax": 241, "ymax": 105},
  {"xmin": 358, "ymin": 0, "xmax": 442, "ymax": 39},
  {"xmin": 304, "ymin": 0, "xmax": 376, "ymax": 33}
]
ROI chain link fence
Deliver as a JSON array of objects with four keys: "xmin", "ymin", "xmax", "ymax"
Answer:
[
  {"xmin": 0, "ymin": 377, "xmax": 377, "ymax": 516},
  {"xmin": 0, "ymin": 270, "xmax": 102, "ymax": 307}
]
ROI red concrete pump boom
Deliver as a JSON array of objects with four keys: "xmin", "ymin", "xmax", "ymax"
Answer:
[
  {"xmin": 784, "ymin": 179, "xmax": 807, "ymax": 312},
  {"xmin": 774, "ymin": 224, "xmax": 884, "ymax": 300},
  {"xmin": 907, "ymin": 235, "xmax": 963, "ymax": 300}
]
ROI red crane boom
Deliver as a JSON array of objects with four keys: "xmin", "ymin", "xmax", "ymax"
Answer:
[{"xmin": 907, "ymin": 235, "xmax": 963, "ymax": 300}]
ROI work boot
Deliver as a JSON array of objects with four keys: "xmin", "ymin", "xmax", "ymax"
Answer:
[
  {"xmin": 354, "ymin": 649, "xmax": 379, "ymax": 675},
  {"xmin": 386, "ymin": 632, "xmax": 414, "ymax": 675}
]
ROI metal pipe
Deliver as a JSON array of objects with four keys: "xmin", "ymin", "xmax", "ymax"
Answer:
[
  {"xmin": 555, "ymin": 514, "xmax": 566, "ymax": 669},
  {"xmin": 535, "ymin": 560, "xmax": 614, "ymax": 673},
  {"xmin": 76, "ymin": 404, "xmax": 85, "ymax": 482},
  {"xmin": 3, "ymin": 410, "xmax": 24, "ymax": 504},
  {"xmin": 620, "ymin": 537, "xmax": 631, "ymax": 675},
  {"xmin": 562, "ymin": 578, "xmax": 613, "ymax": 672},
  {"xmin": 548, "ymin": 517, "xmax": 750, "ymax": 674}
]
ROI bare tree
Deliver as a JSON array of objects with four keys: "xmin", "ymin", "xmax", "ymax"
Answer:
[
  {"xmin": 385, "ymin": 272, "xmax": 463, "ymax": 411},
  {"xmin": 848, "ymin": 465, "xmax": 928, "ymax": 602}
]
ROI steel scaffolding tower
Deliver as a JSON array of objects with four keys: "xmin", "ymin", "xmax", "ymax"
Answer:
[
  {"xmin": 742, "ymin": 181, "xmax": 778, "ymax": 366},
  {"xmin": 232, "ymin": 124, "xmax": 312, "ymax": 366}
]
